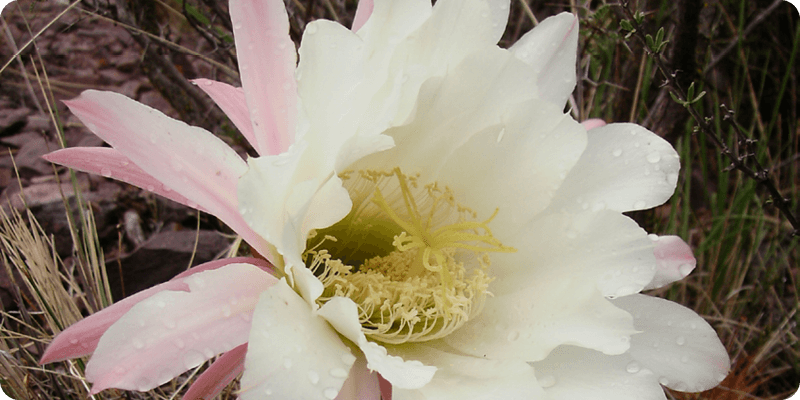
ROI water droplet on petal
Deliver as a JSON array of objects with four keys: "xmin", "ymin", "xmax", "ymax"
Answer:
[
  {"xmin": 284, "ymin": 358, "xmax": 293, "ymax": 369},
  {"xmin": 308, "ymin": 370, "xmax": 320, "ymax": 385},
  {"xmin": 680, "ymin": 355, "xmax": 689, "ymax": 363},
  {"xmin": 132, "ymin": 338, "xmax": 145, "ymax": 349},
  {"xmin": 86, "ymin": 123, "xmax": 98, "ymax": 132},
  {"xmin": 633, "ymin": 200, "xmax": 647, "ymax": 209},
  {"xmin": 69, "ymin": 338, "xmax": 79, "ymax": 345},
  {"xmin": 647, "ymin": 152, "xmax": 661, "ymax": 163},
  {"xmin": 507, "ymin": 331, "xmax": 520, "ymax": 341},
  {"xmin": 678, "ymin": 264, "xmax": 694, "ymax": 277},
  {"xmin": 264, "ymin": 388, "xmax": 273, "ymax": 396},
  {"xmin": 565, "ymin": 230, "xmax": 578, "ymax": 239},
  {"xmin": 307, "ymin": 24, "xmax": 318, "ymax": 34},
  {"xmin": 538, "ymin": 374, "xmax": 556, "ymax": 388},
  {"xmin": 341, "ymin": 353, "xmax": 356, "ymax": 365},
  {"xmin": 626, "ymin": 361, "xmax": 641, "ymax": 373},
  {"xmin": 100, "ymin": 167, "xmax": 112, "ymax": 177},
  {"xmin": 324, "ymin": 388, "xmax": 339, "ymax": 399},
  {"xmin": 330, "ymin": 368, "xmax": 348, "ymax": 378},
  {"xmin": 183, "ymin": 351, "xmax": 204, "ymax": 369},
  {"xmin": 676, "ymin": 336, "xmax": 686, "ymax": 345},
  {"xmin": 146, "ymin": 184, "xmax": 156, "ymax": 192},
  {"xmin": 612, "ymin": 148, "xmax": 623, "ymax": 157},
  {"xmin": 659, "ymin": 377, "xmax": 669, "ymax": 386}
]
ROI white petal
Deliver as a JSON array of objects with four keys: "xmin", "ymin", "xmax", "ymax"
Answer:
[
  {"xmin": 356, "ymin": 47, "xmax": 538, "ymax": 179},
  {"xmin": 550, "ymin": 123, "xmax": 681, "ymax": 213},
  {"xmin": 317, "ymin": 297, "xmax": 436, "ymax": 389},
  {"xmin": 86, "ymin": 264, "xmax": 276, "ymax": 393},
  {"xmin": 645, "ymin": 235, "xmax": 696, "ymax": 290},
  {"xmin": 492, "ymin": 211, "xmax": 657, "ymax": 299},
  {"xmin": 531, "ymin": 345, "xmax": 668, "ymax": 400},
  {"xmin": 612, "ymin": 295, "xmax": 730, "ymax": 392},
  {"xmin": 389, "ymin": 343, "xmax": 545, "ymax": 400},
  {"xmin": 445, "ymin": 284, "xmax": 635, "ymax": 361},
  {"xmin": 239, "ymin": 280, "xmax": 355, "ymax": 400},
  {"xmin": 238, "ymin": 145, "xmax": 352, "ymax": 299},
  {"xmin": 510, "ymin": 12, "xmax": 579, "ymax": 107},
  {"xmin": 437, "ymin": 99, "xmax": 586, "ymax": 237}
]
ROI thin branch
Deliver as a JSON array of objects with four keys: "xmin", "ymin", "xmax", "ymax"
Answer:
[{"xmin": 617, "ymin": 1, "xmax": 799, "ymax": 237}]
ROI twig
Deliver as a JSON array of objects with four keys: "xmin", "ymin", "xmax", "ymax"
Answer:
[{"xmin": 617, "ymin": 1, "xmax": 799, "ymax": 237}]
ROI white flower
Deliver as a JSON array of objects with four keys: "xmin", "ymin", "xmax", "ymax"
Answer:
[{"xmin": 42, "ymin": 0, "xmax": 730, "ymax": 399}]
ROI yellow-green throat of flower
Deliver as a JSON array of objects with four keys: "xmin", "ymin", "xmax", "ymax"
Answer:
[{"xmin": 305, "ymin": 168, "xmax": 515, "ymax": 344}]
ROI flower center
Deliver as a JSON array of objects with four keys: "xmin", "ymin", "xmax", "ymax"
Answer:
[{"xmin": 305, "ymin": 168, "xmax": 515, "ymax": 344}]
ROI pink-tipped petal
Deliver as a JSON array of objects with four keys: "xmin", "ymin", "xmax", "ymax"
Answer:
[
  {"xmin": 170, "ymin": 256, "xmax": 273, "ymax": 281},
  {"xmin": 63, "ymin": 90, "xmax": 272, "ymax": 259},
  {"xmin": 351, "ymin": 0, "xmax": 374, "ymax": 32},
  {"xmin": 645, "ymin": 235, "xmax": 696, "ymax": 290},
  {"xmin": 192, "ymin": 79, "xmax": 258, "ymax": 152},
  {"xmin": 40, "ymin": 279, "xmax": 189, "ymax": 364},
  {"xmin": 378, "ymin": 374, "xmax": 392, "ymax": 400},
  {"xmin": 229, "ymin": 0, "xmax": 297, "ymax": 156},
  {"xmin": 43, "ymin": 147, "xmax": 208, "ymax": 212},
  {"xmin": 581, "ymin": 118, "xmax": 607, "ymax": 131},
  {"xmin": 40, "ymin": 257, "xmax": 268, "ymax": 365},
  {"xmin": 335, "ymin": 353, "xmax": 381, "ymax": 400},
  {"xmin": 184, "ymin": 344, "xmax": 247, "ymax": 400},
  {"xmin": 86, "ymin": 263, "xmax": 278, "ymax": 393}
]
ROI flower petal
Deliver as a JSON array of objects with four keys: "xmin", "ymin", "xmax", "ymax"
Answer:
[
  {"xmin": 612, "ymin": 295, "xmax": 730, "ymax": 392},
  {"xmin": 183, "ymin": 344, "xmax": 247, "ymax": 400},
  {"xmin": 389, "ymin": 343, "xmax": 545, "ymax": 400},
  {"xmin": 581, "ymin": 118, "xmax": 606, "ymax": 130},
  {"xmin": 357, "ymin": 47, "xmax": 538, "ymax": 179},
  {"xmin": 550, "ymin": 122, "xmax": 681, "ymax": 213},
  {"xmin": 437, "ymin": 98, "xmax": 586, "ymax": 237},
  {"xmin": 192, "ymin": 79, "xmax": 258, "ymax": 152},
  {"xmin": 63, "ymin": 90, "xmax": 272, "ymax": 258},
  {"xmin": 239, "ymin": 280, "xmax": 355, "ymax": 400},
  {"xmin": 446, "ymin": 211, "xmax": 656, "ymax": 360},
  {"xmin": 351, "ymin": 0, "xmax": 374, "ymax": 32},
  {"xmin": 40, "ymin": 280, "xmax": 189, "ymax": 364},
  {"xmin": 229, "ymin": 0, "xmax": 296, "ymax": 155},
  {"xmin": 317, "ymin": 297, "xmax": 436, "ymax": 389},
  {"xmin": 509, "ymin": 12, "xmax": 579, "ymax": 108},
  {"xmin": 645, "ymin": 235, "xmax": 696, "ymax": 290},
  {"xmin": 86, "ymin": 263, "xmax": 277, "ymax": 393},
  {"xmin": 40, "ymin": 257, "xmax": 268, "ymax": 365},
  {"xmin": 43, "ymin": 147, "xmax": 207, "ymax": 211},
  {"xmin": 334, "ymin": 352, "xmax": 381, "ymax": 400},
  {"xmin": 531, "ymin": 345, "xmax": 668, "ymax": 400}
]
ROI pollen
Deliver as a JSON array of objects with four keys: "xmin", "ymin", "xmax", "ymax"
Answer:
[{"xmin": 305, "ymin": 168, "xmax": 515, "ymax": 344}]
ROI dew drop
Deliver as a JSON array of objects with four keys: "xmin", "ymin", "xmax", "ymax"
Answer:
[
  {"xmin": 69, "ymin": 338, "xmax": 79, "ymax": 345},
  {"xmin": 330, "ymin": 368, "xmax": 348, "ymax": 378},
  {"xmin": 666, "ymin": 173, "xmax": 679, "ymax": 185},
  {"xmin": 174, "ymin": 338, "xmax": 185, "ymax": 349},
  {"xmin": 538, "ymin": 374, "xmax": 556, "ymax": 388},
  {"xmin": 633, "ymin": 200, "xmax": 647, "ymax": 209},
  {"xmin": 646, "ymin": 152, "xmax": 661, "ymax": 163},
  {"xmin": 680, "ymin": 355, "xmax": 689, "ymax": 363},
  {"xmin": 659, "ymin": 377, "xmax": 669, "ymax": 386},
  {"xmin": 202, "ymin": 80, "xmax": 214, "ymax": 87},
  {"xmin": 264, "ymin": 388, "xmax": 273, "ymax": 396},
  {"xmin": 676, "ymin": 336, "xmax": 686, "ymax": 345},
  {"xmin": 324, "ymin": 388, "xmax": 339, "ymax": 399},
  {"xmin": 507, "ymin": 330, "xmax": 520, "ymax": 341},
  {"xmin": 222, "ymin": 306, "xmax": 232, "ymax": 318},
  {"xmin": 132, "ymin": 338, "xmax": 145, "ymax": 349},
  {"xmin": 307, "ymin": 24, "xmax": 318, "ymax": 34},
  {"xmin": 341, "ymin": 353, "xmax": 356, "ymax": 365},
  {"xmin": 565, "ymin": 230, "xmax": 578, "ymax": 239},
  {"xmin": 233, "ymin": 22, "xmax": 243, "ymax": 30},
  {"xmin": 308, "ymin": 370, "xmax": 320, "ymax": 385},
  {"xmin": 626, "ymin": 361, "xmax": 641, "ymax": 373},
  {"xmin": 690, "ymin": 322, "xmax": 698, "ymax": 330},
  {"xmin": 678, "ymin": 264, "xmax": 694, "ymax": 277},
  {"xmin": 674, "ymin": 382, "xmax": 688, "ymax": 391},
  {"xmin": 612, "ymin": 148, "xmax": 623, "ymax": 157},
  {"xmin": 183, "ymin": 351, "xmax": 204, "ymax": 369},
  {"xmin": 146, "ymin": 184, "xmax": 156, "ymax": 192},
  {"xmin": 100, "ymin": 167, "xmax": 112, "ymax": 177},
  {"xmin": 86, "ymin": 123, "xmax": 98, "ymax": 132},
  {"xmin": 496, "ymin": 128, "xmax": 506, "ymax": 143},
  {"xmin": 283, "ymin": 358, "xmax": 293, "ymax": 369}
]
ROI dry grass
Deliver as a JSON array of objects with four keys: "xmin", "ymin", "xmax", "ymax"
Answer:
[{"xmin": 0, "ymin": 0, "xmax": 798, "ymax": 398}]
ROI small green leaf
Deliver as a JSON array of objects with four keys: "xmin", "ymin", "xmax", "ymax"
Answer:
[{"xmin": 620, "ymin": 20, "xmax": 634, "ymax": 31}]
